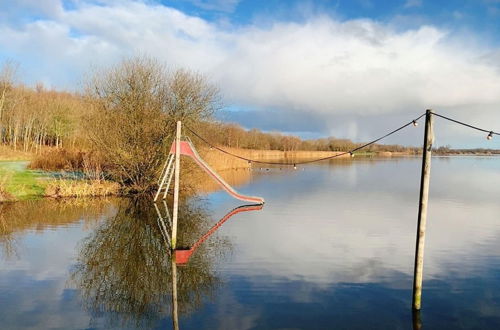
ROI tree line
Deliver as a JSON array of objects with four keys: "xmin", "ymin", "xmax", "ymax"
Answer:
[
  {"xmin": 0, "ymin": 61, "xmax": 85, "ymax": 152},
  {"xmin": 196, "ymin": 121, "xmax": 419, "ymax": 153}
]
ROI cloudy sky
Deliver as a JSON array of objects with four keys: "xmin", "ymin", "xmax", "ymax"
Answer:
[{"xmin": 1, "ymin": 0, "xmax": 500, "ymax": 147}]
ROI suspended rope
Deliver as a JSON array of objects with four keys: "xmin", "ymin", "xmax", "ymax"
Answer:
[
  {"xmin": 433, "ymin": 112, "xmax": 499, "ymax": 139},
  {"xmin": 185, "ymin": 112, "xmax": 426, "ymax": 166}
]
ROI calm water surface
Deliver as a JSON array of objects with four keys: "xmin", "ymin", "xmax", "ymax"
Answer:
[{"xmin": 1, "ymin": 157, "xmax": 500, "ymax": 329}]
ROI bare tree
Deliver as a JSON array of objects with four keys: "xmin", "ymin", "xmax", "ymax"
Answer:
[
  {"xmin": 84, "ymin": 56, "xmax": 220, "ymax": 192},
  {"xmin": 0, "ymin": 61, "xmax": 19, "ymax": 144}
]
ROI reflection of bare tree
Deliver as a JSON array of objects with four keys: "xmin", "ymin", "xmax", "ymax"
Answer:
[{"xmin": 70, "ymin": 198, "xmax": 223, "ymax": 328}]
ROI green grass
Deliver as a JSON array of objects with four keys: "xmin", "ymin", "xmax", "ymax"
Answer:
[{"xmin": 0, "ymin": 161, "xmax": 46, "ymax": 200}]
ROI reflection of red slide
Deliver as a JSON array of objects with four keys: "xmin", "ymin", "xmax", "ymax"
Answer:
[
  {"xmin": 175, "ymin": 204, "xmax": 263, "ymax": 265},
  {"xmin": 170, "ymin": 141, "xmax": 265, "ymax": 204}
]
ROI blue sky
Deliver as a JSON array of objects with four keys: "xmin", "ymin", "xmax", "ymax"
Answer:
[
  {"xmin": 161, "ymin": 0, "xmax": 500, "ymax": 34},
  {"xmin": 1, "ymin": 0, "xmax": 500, "ymax": 147}
]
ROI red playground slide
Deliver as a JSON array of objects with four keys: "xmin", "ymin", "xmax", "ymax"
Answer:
[{"xmin": 169, "ymin": 141, "xmax": 265, "ymax": 204}]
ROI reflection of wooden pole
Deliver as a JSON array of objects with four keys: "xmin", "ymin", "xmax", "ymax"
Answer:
[
  {"xmin": 171, "ymin": 255, "xmax": 179, "ymax": 330},
  {"xmin": 412, "ymin": 109, "xmax": 434, "ymax": 310},
  {"xmin": 172, "ymin": 121, "xmax": 181, "ymax": 250},
  {"xmin": 412, "ymin": 309, "xmax": 422, "ymax": 330}
]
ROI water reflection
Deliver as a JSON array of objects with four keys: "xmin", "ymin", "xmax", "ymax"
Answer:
[
  {"xmin": 175, "ymin": 204, "xmax": 264, "ymax": 265},
  {"xmin": 157, "ymin": 201, "xmax": 263, "ymax": 330},
  {"xmin": 70, "ymin": 198, "xmax": 262, "ymax": 328},
  {"xmin": 0, "ymin": 199, "xmax": 112, "ymax": 260},
  {"xmin": 1, "ymin": 157, "xmax": 500, "ymax": 329},
  {"xmin": 69, "ymin": 198, "xmax": 210, "ymax": 327},
  {"xmin": 412, "ymin": 310, "xmax": 422, "ymax": 330}
]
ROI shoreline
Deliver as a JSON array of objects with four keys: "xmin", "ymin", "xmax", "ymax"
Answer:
[{"xmin": 1, "ymin": 150, "xmax": 499, "ymax": 203}]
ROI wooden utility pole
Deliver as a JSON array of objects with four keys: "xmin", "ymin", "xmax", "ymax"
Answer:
[
  {"xmin": 412, "ymin": 109, "xmax": 434, "ymax": 310},
  {"xmin": 172, "ymin": 121, "xmax": 181, "ymax": 250}
]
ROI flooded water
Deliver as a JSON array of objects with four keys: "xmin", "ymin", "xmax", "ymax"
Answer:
[{"xmin": 1, "ymin": 156, "xmax": 500, "ymax": 329}]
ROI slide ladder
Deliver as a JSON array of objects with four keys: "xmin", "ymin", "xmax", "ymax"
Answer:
[{"xmin": 155, "ymin": 140, "xmax": 265, "ymax": 204}]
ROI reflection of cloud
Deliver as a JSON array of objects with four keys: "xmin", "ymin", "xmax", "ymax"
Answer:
[
  {"xmin": 209, "ymin": 286, "xmax": 261, "ymax": 329},
  {"xmin": 6, "ymin": 225, "xmax": 93, "ymax": 280},
  {"xmin": 215, "ymin": 157, "xmax": 500, "ymax": 286},
  {"xmin": 0, "ymin": 272, "xmax": 93, "ymax": 329}
]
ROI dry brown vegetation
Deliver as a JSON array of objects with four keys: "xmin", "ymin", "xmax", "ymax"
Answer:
[
  {"xmin": 44, "ymin": 179, "xmax": 121, "ymax": 198},
  {"xmin": 199, "ymin": 147, "xmax": 250, "ymax": 171},
  {"xmin": 0, "ymin": 145, "xmax": 32, "ymax": 161},
  {"xmin": 206, "ymin": 147, "xmax": 349, "ymax": 162},
  {"xmin": 28, "ymin": 148, "xmax": 86, "ymax": 171}
]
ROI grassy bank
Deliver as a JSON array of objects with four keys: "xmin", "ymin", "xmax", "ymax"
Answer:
[
  {"xmin": 0, "ymin": 161, "xmax": 45, "ymax": 201},
  {"xmin": 0, "ymin": 161, "xmax": 120, "ymax": 202}
]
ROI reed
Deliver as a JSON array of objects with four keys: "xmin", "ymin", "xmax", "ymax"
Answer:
[
  {"xmin": 28, "ymin": 148, "xmax": 85, "ymax": 171},
  {"xmin": 182, "ymin": 163, "xmax": 252, "ymax": 194},
  {"xmin": 200, "ymin": 147, "xmax": 349, "ymax": 169},
  {"xmin": 236, "ymin": 148, "xmax": 350, "ymax": 161},
  {"xmin": 199, "ymin": 147, "xmax": 250, "ymax": 171},
  {"xmin": 44, "ymin": 179, "xmax": 120, "ymax": 198}
]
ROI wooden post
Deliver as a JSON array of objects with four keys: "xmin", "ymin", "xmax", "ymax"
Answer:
[
  {"xmin": 412, "ymin": 109, "xmax": 434, "ymax": 310},
  {"xmin": 171, "ymin": 121, "xmax": 181, "ymax": 250}
]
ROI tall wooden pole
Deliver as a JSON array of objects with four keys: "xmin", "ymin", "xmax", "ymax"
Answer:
[
  {"xmin": 412, "ymin": 109, "xmax": 434, "ymax": 310},
  {"xmin": 172, "ymin": 121, "xmax": 181, "ymax": 250}
]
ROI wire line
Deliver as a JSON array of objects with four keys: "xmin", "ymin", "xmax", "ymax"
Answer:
[
  {"xmin": 433, "ymin": 112, "xmax": 499, "ymax": 136},
  {"xmin": 185, "ymin": 113, "xmax": 426, "ymax": 166}
]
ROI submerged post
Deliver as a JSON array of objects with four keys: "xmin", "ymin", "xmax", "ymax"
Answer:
[
  {"xmin": 171, "ymin": 255, "xmax": 179, "ymax": 330},
  {"xmin": 412, "ymin": 109, "xmax": 434, "ymax": 310},
  {"xmin": 171, "ymin": 121, "xmax": 181, "ymax": 250}
]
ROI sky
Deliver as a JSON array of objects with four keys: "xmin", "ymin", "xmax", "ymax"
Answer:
[{"xmin": 1, "ymin": 0, "xmax": 500, "ymax": 148}]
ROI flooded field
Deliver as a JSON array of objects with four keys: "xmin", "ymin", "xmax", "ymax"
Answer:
[{"xmin": 1, "ymin": 156, "xmax": 500, "ymax": 329}]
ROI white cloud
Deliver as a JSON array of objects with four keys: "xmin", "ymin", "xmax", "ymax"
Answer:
[
  {"xmin": 15, "ymin": 0, "xmax": 63, "ymax": 16},
  {"xmin": 1, "ymin": 0, "xmax": 500, "ymax": 142},
  {"xmin": 404, "ymin": 0, "xmax": 423, "ymax": 8}
]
